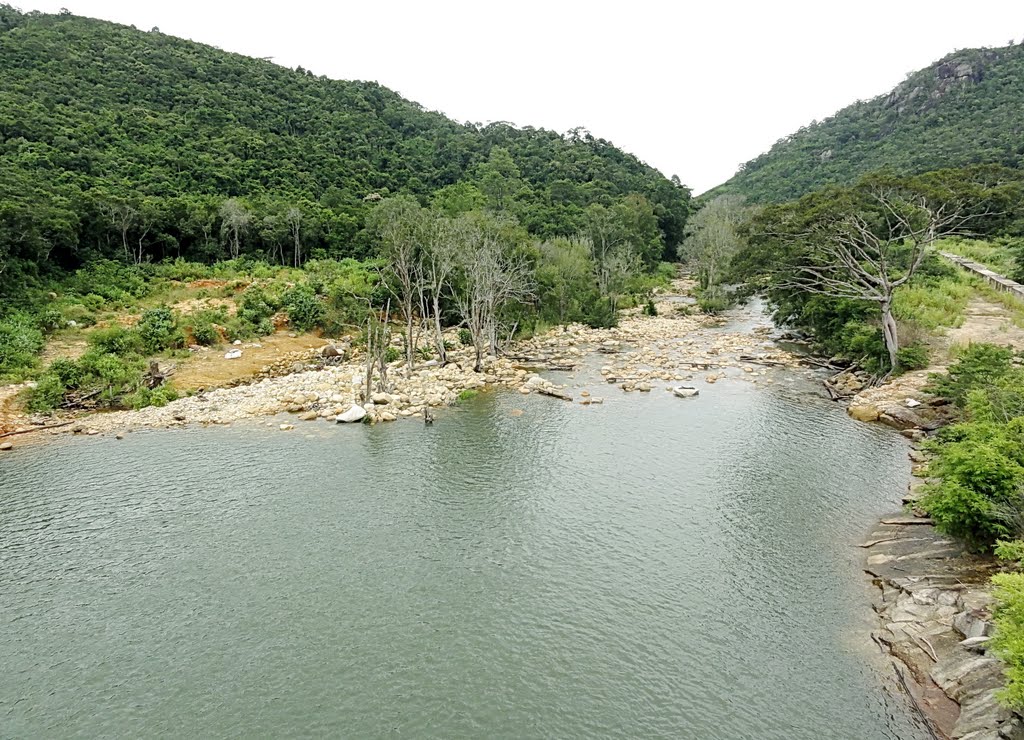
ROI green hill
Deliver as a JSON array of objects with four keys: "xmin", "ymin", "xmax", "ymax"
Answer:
[
  {"xmin": 712, "ymin": 43, "xmax": 1024, "ymax": 203},
  {"xmin": 0, "ymin": 6, "xmax": 690, "ymax": 280}
]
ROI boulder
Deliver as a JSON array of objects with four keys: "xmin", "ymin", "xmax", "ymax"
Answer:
[
  {"xmin": 371, "ymin": 392, "xmax": 393, "ymax": 405},
  {"xmin": 672, "ymin": 386, "xmax": 699, "ymax": 398},
  {"xmin": 298, "ymin": 411, "xmax": 318, "ymax": 421},
  {"xmin": 224, "ymin": 349, "xmax": 243, "ymax": 360},
  {"xmin": 0, "ymin": 442, "xmax": 12, "ymax": 451},
  {"xmin": 848, "ymin": 404, "xmax": 881, "ymax": 422},
  {"xmin": 336, "ymin": 405, "xmax": 367, "ymax": 423}
]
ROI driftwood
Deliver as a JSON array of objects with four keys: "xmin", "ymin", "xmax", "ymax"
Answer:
[
  {"xmin": 538, "ymin": 388, "xmax": 572, "ymax": 402},
  {"xmin": 0, "ymin": 421, "xmax": 74, "ymax": 438},
  {"xmin": 738, "ymin": 354, "xmax": 791, "ymax": 368}
]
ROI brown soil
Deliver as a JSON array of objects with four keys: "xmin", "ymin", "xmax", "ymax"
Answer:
[
  {"xmin": 170, "ymin": 333, "xmax": 329, "ymax": 392},
  {"xmin": 941, "ymin": 298, "xmax": 1024, "ymax": 358}
]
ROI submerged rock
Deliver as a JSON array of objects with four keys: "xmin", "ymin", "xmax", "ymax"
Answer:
[{"xmin": 671, "ymin": 386, "xmax": 699, "ymax": 398}]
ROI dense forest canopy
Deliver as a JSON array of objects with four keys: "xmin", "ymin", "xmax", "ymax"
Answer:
[
  {"xmin": 0, "ymin": 5, "xmax": 691, "ymax": 301},
  {"xmin": 710, "ymin": 42, "xmax": 1024, "ymax": 203}
]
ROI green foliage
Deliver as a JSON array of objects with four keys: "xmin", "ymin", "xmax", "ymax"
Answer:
[
  {"xmin": 87, "ymin": 325, "xmax": 144, "ymax": 356},
  {"xmin": 697, "ymin": 286, "xmax": 732, "ymax": 315},
  {"xmin": 136, "ymin": 307, "xmax": 184, "ymax": 353},
  {"xmin": 456, "ymin": 389, "xmax": 479, "ymax": 402},
  {"xmin": 282, "ymin": 285, "xmax": 325, "ymax": 332},
  {"xmin": 991, "ymin": 570, "xmax": 1024, "ymax": 709},
  {"xmin": 643, "ymin": 299, "xmax": 658, "ymax": 317},
  {"xmin": 0, "ymin": 6, "xmax": 690, "ymax": 310},
  {"xmin": 895, "ymin": 344, "xmax": 930, "ymax": 371},
  {"xmin": 458, "ymin": 328, "xmax": 472, "ymax": 346},
  {"xmin": 384, "ymin": 346, "xmax": 402, "ymax": 363},
  {"xmin": 927, "ymin": 343, "xmax": 1015, "ymax": 404},
  {"xmin": 0, "ymin": 312, "xmax": 44, "ymax": 378},
  {"xmin": 713, "ymin": 44, "xmax": 1024, "ymax": 204},
  {"xmin": 126, "ymin": 384, "xmax": 179, "ymax": 410}
]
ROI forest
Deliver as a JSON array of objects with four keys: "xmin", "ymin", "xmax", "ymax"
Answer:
[
  {"xmin": 711, "ymin": 42, "xmax": 1024, "ymax": 204},
  {"xmin": 0, "ymin": 6, "xmax": 691, "ymax": 308}
]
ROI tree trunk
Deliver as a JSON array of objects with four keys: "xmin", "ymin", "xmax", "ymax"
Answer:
[
  {"xmin": 431, "ymin": 294, "xmax": 447, "ymax": 366},
  {"xmin": 880, "ymin": 300, "xmax": 899, "ymax": 370}
]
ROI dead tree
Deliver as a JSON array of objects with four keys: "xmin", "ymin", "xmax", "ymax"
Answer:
[
  {"xmin": 452, "ymin": 221, "xmax": 534, "ymax": 373},
  {"xmin": 779, "ymin": 189, "xmax": 968, "ymax": 372}
]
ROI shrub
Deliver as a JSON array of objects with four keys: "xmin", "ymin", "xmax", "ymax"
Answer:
[
  {"xmin": 0, "ymin": 313, "xmax": 44, "ymax": 377},
  {"xmin": 136, "ymin": 307, "xmax": 184, "ymax": 353},
  {"xmin": 458, "ymin": 328, "xmax": 472, "ymax": 346},
  {"xmin": 88, "ymin": 326, "xmax": 143, "ymax": 356},
  {"xmin": 643, "ymin": 299, "xmax": 658, "ymax": 317},
  {"xmin": 457, "ymin": 389, "xmax": 479, "ymax": 402},
  {"xmin": 927, "ymin": 343, "xmax": 1015, "ymax": 405},
  {"xmin": 126, "ymin": 383, "xmax": 179, "ymax": 410},
  {"xmin": 189, "ymin": 317, "xmax": 220, "ymax": 346},
  {"xmin": 384, "ymin": 346, "xmax": 402, "ymax": 363},
  {"xmin": 896, "ymin": 344, "xmax": 930, "ymax": 371},
  {"xmin": 283, "ymin": 285, "xmax": 325, "ymax": 332},
  {"xmin": 26, "ymin": 372, "xmax": 68, "ymax": 411},
  {"xmin": 697, "ymin": 288, "xmax": 732, "ymax": 315},
  {"xmin": 990, "ymin": 568, "xmax": 1024, "ymax": 709},
  {"xmin": 69, "ymin": 260, "xmax": 148, "ymax": 304}
]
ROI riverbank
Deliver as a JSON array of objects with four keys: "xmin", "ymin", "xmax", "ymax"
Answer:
[
  {"xmin": 856, "ymin": 287, "xmax": 1024, "ymax": 738},
  {"xmin": 0, "ymin": 281, "xmax": 803, "ymax": 443}
]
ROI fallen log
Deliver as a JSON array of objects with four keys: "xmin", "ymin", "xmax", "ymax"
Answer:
[
  {"xmin": 538, "ymin": 388, "xmax": 573, "ymax": 402},
  {"xmin": 0, "ymin": 421, "xmax": 74, "ymax": 438}
]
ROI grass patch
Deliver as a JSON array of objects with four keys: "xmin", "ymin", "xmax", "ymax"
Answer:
[{"xmin": 893, "ymin": 276, "xmax": 972, "ymax": 330}]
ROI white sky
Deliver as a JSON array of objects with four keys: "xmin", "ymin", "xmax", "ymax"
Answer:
[{"xmin": 23, "ymin": 0, "xmax": 1024, "ymax": 193}]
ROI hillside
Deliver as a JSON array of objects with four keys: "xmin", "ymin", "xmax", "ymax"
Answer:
[
  {"xmin": 0, "ymin": 6, "xmax": 690, "ymax": 288},
  {"xmin": 712, "ymin": 43, "xmax": 1024, "ymax": 203}
]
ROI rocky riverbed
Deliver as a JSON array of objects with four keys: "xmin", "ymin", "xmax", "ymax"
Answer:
[{"xmin": 1, "ymin": 283, "xmax": 806, "ymax": 441}]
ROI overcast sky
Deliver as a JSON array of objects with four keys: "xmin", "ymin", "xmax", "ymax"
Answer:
[{"xmin": 24, "ymin": 1, "xmax": 1024, "ymax": 193}]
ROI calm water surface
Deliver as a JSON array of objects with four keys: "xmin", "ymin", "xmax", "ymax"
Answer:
[{"xmin": 0, "ymin": 348, "xmax": 928, "ymax": 738}]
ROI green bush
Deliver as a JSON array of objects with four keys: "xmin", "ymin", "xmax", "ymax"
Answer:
[
  {"xmin": 189, "ymin": 317, "xmax": 220, "ymax": 346},
  {"xmin": 69, "ymin": 260, "xmax": 148, "ymax": 304},
  {"xmin": 283, "ymin": 285, "xmax": 325, "ymax": 332},
  {"xmin": 991, "ymin": 567, "xmax": 1024, "ymax": 709},
  {"xmin": 928, "ymin": 343, "xmax": 1015, "ymax": 405},
  {"xmin": 88, "ymin": 326, "xmax": 144, "ymax": 356},
  {"xmin": 697, "ymin": 287, "xmax": 732, "ymax": 315},
  {"xmin": 136, "ymin": 307, "xmax": 184, "ymax": 353},
  {"xmin": 896, "ymin": 344, "xmax": 930, "ymax": 371},
  {"xmin": 458, "ymin": 328, "xmax": 472, "ymax": 346},
  {"xmin": 384, "ymin": 346, "xmax": 402, "ymax": 363},
  {"xmin": 26, "ymin": 372, "xmax": 68, "ymax": 411},
  {"xmin": 643, "ymin": 299, "xmax": 658, "ymax": 317},
  {"xmin": 0, "ymin": 313, "xmax": 44, "ymax": 378},
  {"xmin": 126, "ymin": 383, "xmax": 179, "ymax": 409}
]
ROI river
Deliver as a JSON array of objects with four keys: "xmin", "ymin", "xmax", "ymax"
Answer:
[{"xmin": 0, "ymin": 321, "xmax": 930, "ymax": 738}]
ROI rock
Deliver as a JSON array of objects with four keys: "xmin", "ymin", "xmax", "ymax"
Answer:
[
  {"xmin": 961, "ymin": 636, "xmax": 992, "ymax": 653},
  {"xmin": 298, "ymin": 411, "xmax": 318, "ymax": 421},
  {"xmin": 371, "ymin": 392, "xmax": 393, "ymax": 405},
  {"xmin": 0, "ymin": 442, "xmax": 12, "ymax": 451},
  {"xmin": 115, "ymin": 433, "xmax": 124, "ymax": 440},
  {"xmin": 321, "ymin": 345, "xmax": 343, "ymax": 358},
  {"xmin": 336, "ymin": 405, "xmax": 367, "ymax": 423},
  {"xmin": 580, "ymin": 390, "xmax": 590, "ymax": 397},
  {"xmin": 233, "ymin": 339, "xmax": 242, "ymax": 346},
  {"xmin": 672, "ymin": 386, "xmax": 699, "ymax": 398},
  {"xmin": 224, "ymin": 349, "xmax": 243, "ymax": 360},
  {"xmin": 279, "ymin": 423, "xmax": 294, "ymax": 431},
  {"xmin": 905, "ymin": 398, "xmax": 922, "ymax": 408},
  {"xmin": 848, "ymin": 404, "xmax": 881, "ymax": 422},
  {"xmin": 879, "ymin": 407, "xmax": 927, "ymax": 431},
  {"xmin": 637, "ymin": 382, "xmax": 652, "ymax": 392}
]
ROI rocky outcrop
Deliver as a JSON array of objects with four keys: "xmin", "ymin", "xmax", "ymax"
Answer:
[{"xmin": 866, "ymin": 511, "xmax": 1024, "ymax": 739}]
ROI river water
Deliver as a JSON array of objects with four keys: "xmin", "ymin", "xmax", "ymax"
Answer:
[{"xmin": 0, "ymin": 327, "xmax": 930, "ymax": 738}]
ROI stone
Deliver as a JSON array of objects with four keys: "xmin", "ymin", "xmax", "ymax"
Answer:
[
  {"xmin": 0, "ymin": 442, "xmax": 12, "ymax": 451},
  {"xmin": 298, "ymin": 411, "xmax": 318, "ymax": 421},
  {"xmin": 848, "ymin": 404, "xmax": 881, "ymax": 422},
  {"xmin": 336, "ymin": 405, "xmax": 367, "ymax": 423},
  {"xmin": 637, "ymin": 382, "xmax": 652, "ymax": 392},
  {"xmin": 371, "ymin": 392, "xmax": 393, "ymax": 405},
  {"xmin": 960, "ymin": 636, "xmax": 991, "ymax": 653},
  {"xmin": 224, "ymin": 349, "xmax": 243, "ymax": 360},
  {"xmin": 672, "ymin": 386, "xmax": 699, "ymax": 398},
  {"xmin": 905, "ymin": 398, "xmax": 922, "ymax": 408},
  {"xmin": 279, "ymin": 423, "xmax": 295, "ymax": 431}
]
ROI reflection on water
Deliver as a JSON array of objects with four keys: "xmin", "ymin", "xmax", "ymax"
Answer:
[{"xmin": 0, "ymin": 358, "xmax": 926, "ymax": 738}]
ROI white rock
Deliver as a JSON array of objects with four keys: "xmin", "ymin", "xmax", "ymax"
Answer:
[
  {"xmin": 224, "ymin": 349, "xmax": 243, "ymax": 360},
  {"xmin": 233, "ymin": 339, "xmax": 242, "ymax": 346},
  {"xmin": 905, "ymin": 398, "xmax": 922, "ymax": 408},
  {"xmin": 336, "ymin": 405, "xmax": 367, "ymax": 423},
  {"xmin": 672, "ymin": 386, "xmax": 700, "ymax": 398}
]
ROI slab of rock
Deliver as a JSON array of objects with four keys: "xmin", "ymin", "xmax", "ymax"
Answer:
[
  {"xmin": 0, "ymin": 441, "xmax": 12, "ymax": 451},
  {"xmin": 336, "ymin": 405, "xmax": 367, "ymax": 423}
]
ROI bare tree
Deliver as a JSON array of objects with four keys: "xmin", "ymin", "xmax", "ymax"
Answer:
[
  {"xmin": 779, "ymin": 189, "xmax": 967, "ymax": 370},
  {"xmin": 287, "ymin": 206, "xmax": 303, "ymax": 268},
  {"xmin": 452, "ymin": 218, "xmax": 534, "ymax": 372},
  {"xmin": 101, "ymin": 200, "xmax": 139, "ymax": 263},
  {"xmin": 362, "ymin": 299, "xmax": 393, "ymax": 402},
  {"xmin": 219, "ymin": 198, "xmax": 251, "ymax": 259},
  {"xmin": 419, "ymin": 215, "xmax": 464, "ymax": 365},
  {"xmin": 371, "ymin": 196, "xmax": 424, "ymax": 371}
]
